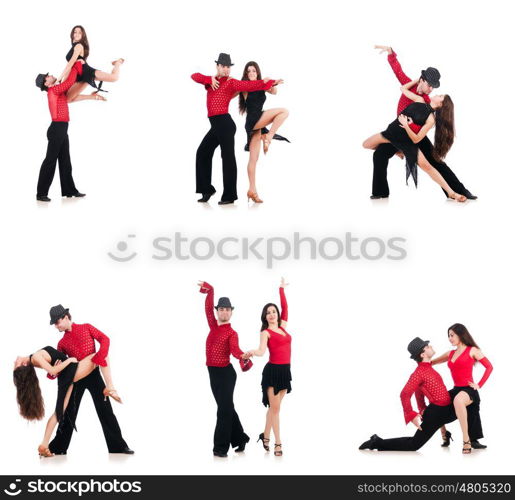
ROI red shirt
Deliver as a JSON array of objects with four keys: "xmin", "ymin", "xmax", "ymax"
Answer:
[
  {"xmin": 57, "ymin": 322, "xmax": 110, "ymax": 367},
  {"xmin": 192, "ymin": 74, "xmax": 276, "ymax": 117},
  {"xmin": 387, "ymin": 50, "xmax": 431, "ymax": 132},
  {"xmin": 447, "ymin": 346, "xmax": 493, "ymax": 388},
  {"xmin": 200, "ymin": 282, "xmax": 244, "ymax": 367},
  {"xmin": 400, "ymin": 362, "xmax": 451, "ymax": 424},
  {"xmin": 47, "ymin": 61, "xmax": 83, "ymax": 122}
]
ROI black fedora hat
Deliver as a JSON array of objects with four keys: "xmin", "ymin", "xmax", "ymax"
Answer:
[
  {"xmin": 407, "ymin": 337, "xmax": 430, "ymax": 359},
  {"xmin": 49, "ymin": 304, "xmax": 69, "ymax": 325},
  {"xmin": 35, "ymin": 73, "xmax": 49, "ymax": 91},
  {"xmin": 420, "ymin": 67, "xmax": 441, "ymax": 88},
  {"xmin": 215, "ymin": 53, "xmax": 234, "ymax": 67},
  {"xmin": 215, "ymin": 297, "xmax": 234, "ymax": 310}
]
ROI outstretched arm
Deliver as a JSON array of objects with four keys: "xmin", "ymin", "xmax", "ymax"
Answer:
[
  {"xmin": 229, "ymin": 330, "xmax": 245, "ymax": 360},
  {"xmin": 229, "ymin": 78, "xmax": 278, "ymax": 93},
  {"xmin": 382, "ymin": 47, "xmax": 412, "ymax": 85},
  {"xmin": 279, "ymin": 277, "xmax": 289, "ymax": 328},
  {"xmin": 401, "ymin": 80, "xmax": 425, "ymax": 103},
  {"xmin": 50, "ymin": 64, "xmax": 80, "ymax": 95},
  {"xmin": 431, "ymin": 351, "xmax": 450, "ymax": 366},
  {"xmin": 198, "ymin": 281, "xmax": 217, "ymax": 330},
  {"xmin": 248, "ymin": 330, "xmax": 270, "ymax": 357},
  {"xmin": 399, "ymin": 114, "xmax": 435, "ymax": 144},
  {"xmin": 58, "ymin": 43, "xmax": 83, "ymax": 83}
]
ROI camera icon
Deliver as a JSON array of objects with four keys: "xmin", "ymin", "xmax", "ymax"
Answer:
[{"xmin": 4, "ymin": 479, "xmax": 22, "ymax": 496}]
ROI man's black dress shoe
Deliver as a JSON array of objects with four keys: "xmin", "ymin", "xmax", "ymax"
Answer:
[
  {"xmin": 463, "ymin": 189, "xmax": 478, "ymax": 200},
  {"xmin": 197, "ymin": 193, "xmax": 213, "ymax": 203},
  {"xmin": 111, "ymin": 447, "xmax": 135, "ymax": 454},
  {"xmin": 471, "ymin": 440, "xmax": 487, "ymax": 449},
  {"xmin": 370, "ymin": 195, "xmax": 389, "ymax": 200},
  {"xmin": 218, "ymin": 200, "xmax": 235, "ymax": 205},
  {"xmin": 359, "ymin": 434, "xmax": 381, "ymax": 450},
  {"xmin": 37, "ymin": 195, "xmax": 51, "ymax": 202},
  {"xmin": 65, "ymin": 192, "xmax": 86, "ymax": 198},
  {"xmin": 213, "ymin": 451, "xmax": 228, "ymax": 458},
  {"xmin": 235, "ymin": 434, "xmax": 250, "ymax": 453}
]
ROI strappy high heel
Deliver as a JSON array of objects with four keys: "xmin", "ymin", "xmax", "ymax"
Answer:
[
  {"xmin": 103, "ymin": 388, "xmax": 123, "ymax": 404},
  {"xmin": 257, "ymin": 433, "xmax": 270, "ymax": 451},
  {"xmin": 441, "ymin": 430, "xmax": 453, "ymax": 447},
  {"xmin": 38, "ymin": 444, "xmax": 54, "ymax": 458},
  {"xmin": 274, "ymin": 443, "xmax": 283, "ymax": 456},
  {"xmin": 247, "ymin": 190, "xmax": 263, "ymax": 203},
  {"xmin": 462, "ymin": 440, "xmax": 472, "ymax": 454}
]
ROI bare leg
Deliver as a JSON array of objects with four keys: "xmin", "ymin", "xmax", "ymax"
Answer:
[
  {"xmin": 69, "ymin": 92, "xmax": 107, "ymax": 103},
  {"xmin": 100, "ymin": 356, "xmax": 115, "ymax": 390},
  {"xmin": 267, "ymin": 387, "xmax": 287, "ymax": 453},
  {"xmin": 94, "ymin": 60, "xmax": 123, "ymax": 83},
  {"xmin": 247, "ymin": 130, "xmax": 262, "ymax": 200},
  {"xmin": 453, "ymin": 391, "xmax": 473, "ymax": 453},
  {"xmin": 417, "ymin": 151, "xmax": 466, "ymax": 202},
  {"xmin": 66, "ymin": 82, "xmax": 89, "ymax": 103},
  {"xmin": 253, "ymin": 108, "xmax": 289, "ymax": 153},
  {"xmin": 363, "ymin": 133, "xmax": 390, "ymax": 150}
]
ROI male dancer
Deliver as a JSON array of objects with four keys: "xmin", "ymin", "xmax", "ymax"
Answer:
[
  {"xmin": 192, "ymin": 53, "xmax": 281, "ymax": 205},
  {"xmin": 47, "ymin": 305, "xmax": 133, "ymax": 455},
  {"xmin": 359, "ymin": 337, "xmax": 458, "ymax": 451},
  {"xmin": 35, "ymin": 62, "xmax": 88, "ymax": 202},
  {"xmin": 371, "ymin": 46, "xmax": 477, "ymax": 200},
  {"xmin": 198, "ymin": 281, "xmax": 252, "ymax": 457}
]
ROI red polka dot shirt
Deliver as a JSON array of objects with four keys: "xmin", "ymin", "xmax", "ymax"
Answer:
[
  {"xmin": 400, "ymin": 362, "xmax": 451, "ymax": 424},
  {"xmin": 192, "ymin": 74, "xmax": 276, "ymax": 117},
  {"xmin": 47, "ymin": 61, "xmax": 83, "ymax": 122},
  {"xmin": 200, "ymin": 282, "xmax": 244, "ymax": 367},
  {"xmin": 387, "ymin": 50, "xmax": 431, "ymax": 133},
  {"xmin": 57, "ymin": 322, "xmax": 110, "ymax": 367}
]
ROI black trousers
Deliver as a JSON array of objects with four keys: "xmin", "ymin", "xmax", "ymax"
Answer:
[
  {"xmin": 371, "ymin": 137, "xmax": 467, "ymax": 197},
  {"xmin": 196, "ymin": 114, "xmax": 238, "ymax": 202},
  {"xmin": 37, "ymin": 122, "xmax": 79, "ymax": 197},
  {"xmin": 375, "ymin": 403, "xmax": 456, "ymax": 451},
  {"xmin": 48, "ymin": 368, "xmax": 129, "ymax": 453},
  {"xmin": 208, "ymin": 364, "xmax": 248, "ymax": 454}
]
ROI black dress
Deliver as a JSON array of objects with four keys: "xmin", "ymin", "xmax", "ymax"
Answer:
[
  {"xmin": 381, "ymin": 102, "xmax": 435, "ymax": 187},
  {"xmin": 66, "ymin": 43, "xmax": 103, "ymax": 91},
  {"xmin": 36, "ymin": 346, "xmax": 78, "ymax": 426},
  {"xmin": 244, "ymin": 90, "xmax": 290, "ymax": 151}
]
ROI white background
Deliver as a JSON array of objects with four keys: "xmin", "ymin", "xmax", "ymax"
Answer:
[{"xmin": 0, "ymin": 0, "xmax": 513, "ymax": 476}]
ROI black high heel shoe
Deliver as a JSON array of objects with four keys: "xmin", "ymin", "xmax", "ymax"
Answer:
[
  {"xmin": 441, "ymin": 430, "xmax": 453, "ymax": 447},
  {"xmin": 257, "ymin": 433, "xmax": 270, "ymax": 451}
]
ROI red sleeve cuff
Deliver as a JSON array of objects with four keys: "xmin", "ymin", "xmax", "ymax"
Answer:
[
  {"xmin": 404, "ymin": 410, "xmax": 418, "ymax": 425},
  {"xmin": 91, "ymin": 353, "xmax": 107, "ymax": 367},
  {"xmin": 47, "ymin": 373, "xmax": 57, "ymax": 380}
]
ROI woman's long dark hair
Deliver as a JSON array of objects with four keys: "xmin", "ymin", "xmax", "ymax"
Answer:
[
  {"xmin": 261, "ymin": 302, "xmax": 281, "ymax": 331},
  {"xmin": 239, "ymin": 61, "xmax": 262, "ymax": 115},
  {"xmin": 433, "ymin": 95, "xmax": 454, "ymax": 161},
  {"xmin": 448, "ymin": 323, "xmax": 479, "ymax": 349},
  {"xmin": 70, "ymin": 25, "xmax": 89, "ymax": 60},
  {"xmin": 13, "ymin": 364, "xmax": 45, "ymax": 421}
]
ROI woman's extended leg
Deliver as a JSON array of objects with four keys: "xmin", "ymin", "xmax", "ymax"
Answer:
[
  {"xmin": 253, "ymin": 108, "xmax": 289, "ymax": 153},
  {"xmin": 267, "ymin": 387, "xmax": 287, "ymax": 453},
  {"xmin": 247, "ymin": 130, "xmax": 262, "ymax": 201},
  {"xmin": 94, "ymin": 59, "xmax": 124, "ymax": 83},
  {"xmin": 453, "ymin": 391, "xmax": 473, "ymax": 453},
  {"xmin": 363, "ymin": 133, "xmax": 390, "ymax": 150},
  {"xmin": 417, "ymin": 151, "xmax": 466, "ymax": 201}
]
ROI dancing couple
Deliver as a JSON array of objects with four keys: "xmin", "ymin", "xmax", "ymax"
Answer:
[
  {"xmin": 359, "ymin": 324, "xmax": 493, "ymax": 453},
  {"xmin": 363, "ymin": 45, "xmax": 477, "ymax": 202},
  {"xmin": 35, "ymin": 25, "xmax": 124, "ymax": 202},
  {"xmin": 13, "ymin": 305, "xmax": 133, "ymax": 457},
  {"xmin": 192, "ymin": 53, "xmax": 289, "ymax": 205},
  {"xmin": 198, "ymin": 278, "xmax": 292, "ymax": 458}
]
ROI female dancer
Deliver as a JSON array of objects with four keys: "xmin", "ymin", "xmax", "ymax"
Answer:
[
  {"xmin": 238, "ymin": 61, "xmax": 289, "ymax": 203},
  {"xmin": 363, "ymin": 80, "xmax": 466, "ymax": 202},
  {"xmin": 58, "ymin": 25, "xmax": 124, "ymax": 103},
  {"xmin": 13, "ymin": 346, "xmax": 122, "ymax": 457},
  {"xmin": 432, "ymin": 324, "xmax": 493, "ymax": 453},
  {"xmin": 246, "ymin": 278, "xmax": 292, "ymax": 456}
]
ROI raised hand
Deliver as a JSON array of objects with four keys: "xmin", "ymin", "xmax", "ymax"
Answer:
[
  {"xmin": 211, "ymin": 76, "xmax": 220, "ymax": 90},
  {"xmin": 280, "ymin": 277, "xmax": 289, "ymax": 288},
  {"xmin": 374, "ymin": 45, "xmax": 392, "ymax": 55}
]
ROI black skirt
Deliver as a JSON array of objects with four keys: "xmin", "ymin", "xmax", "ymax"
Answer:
[
  {"xmin": 244, "ymin": 112, "xmax": 290, "ymax": 152},
  {"xmin": 449, "ymin": 386, "xmax": 484, "ymax": 440},
  {"xmin": 77, "ymin": 63, "xmax": 105, "ymax": 91},
  {"xmin": 381, "ymin": 121, "xmax": 419, "ymax": 187},
  {"xmin": 261, "ymin": 363, "xmax": 292, "ymax": 407}
]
